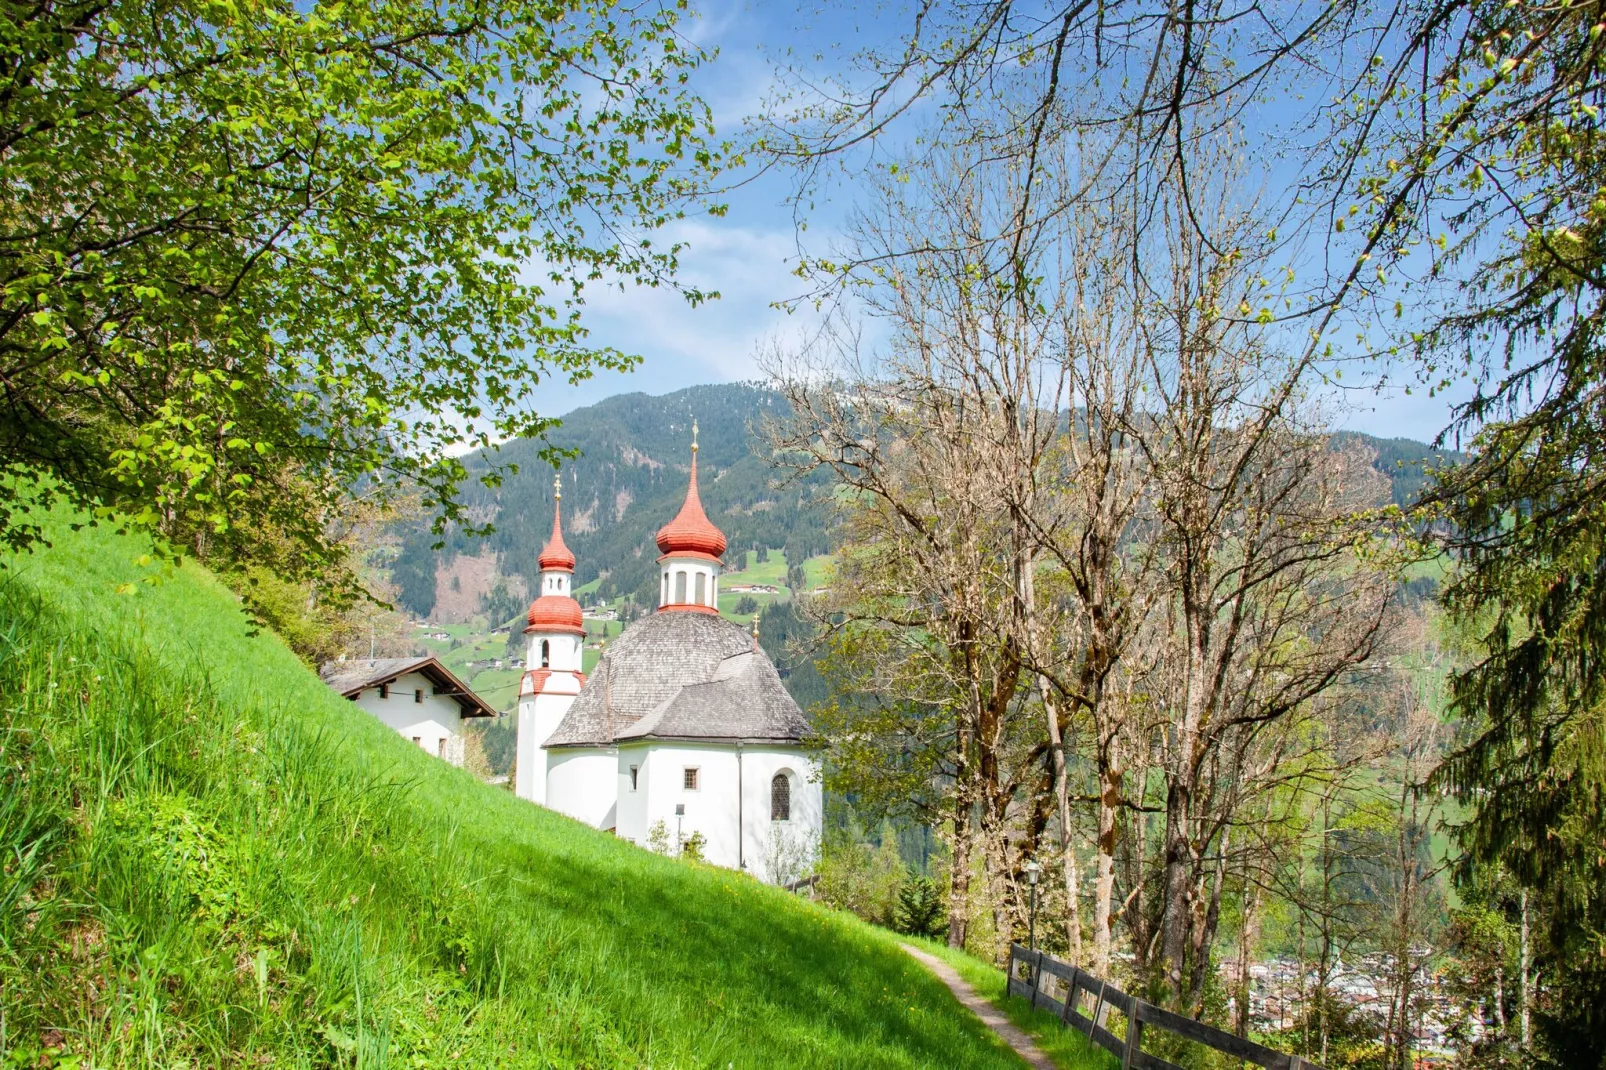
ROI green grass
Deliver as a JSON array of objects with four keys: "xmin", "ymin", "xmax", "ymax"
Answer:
[
  {"xmin": 0, "ymin": 510, "xmax": 1053, "ymax": 1069},
  {"xmin": 902, "ymin": 939, "xmax": 1118, "ymax": 1070}
]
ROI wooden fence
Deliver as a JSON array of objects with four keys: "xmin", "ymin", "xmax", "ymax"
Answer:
[{"xmin": 1006, "ymin": 944, "xmax": 1323, "ymax": 1070}]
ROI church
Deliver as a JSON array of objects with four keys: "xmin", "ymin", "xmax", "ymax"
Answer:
[{"xmin": 513, "ymin": 430, "xmax": 822, "ymax": 883}]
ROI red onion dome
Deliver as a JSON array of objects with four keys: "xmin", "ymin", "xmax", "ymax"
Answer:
[
  {"xmin": 538, "ymin": 493, "xmax": 576, "ymax": 571},
  {"xmin": 655, "ymin": 448, "xmax": 726, "ymax": 559},
  {"xmin": 524, "ymin": 594, "xmax": 584, "ymax": 635}
]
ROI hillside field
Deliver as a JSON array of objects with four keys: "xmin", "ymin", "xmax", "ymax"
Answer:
[{"xmin": 0, "ymin": 507, "xmax": 1108, "ymax": 1068}]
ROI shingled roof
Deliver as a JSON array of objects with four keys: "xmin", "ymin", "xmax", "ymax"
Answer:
[
  {"xmin": 543, "ymin": 612, "xmax": 808, "ymax": 747},
  {"xmin": 320, "ymin": 656, "xmax": 498, "ymax": 718}
]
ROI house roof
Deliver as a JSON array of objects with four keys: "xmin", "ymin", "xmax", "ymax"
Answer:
[
  {"xmin": 543, "ymin": 611, "xmax": 807, "ymax": 747},
  {"xmin": 616, "ymin": 650, "xmax": 810, "ymax": 743},
  {"xmin": 320, "ymin": 656, "xmax": 498, "ymax": 718}
]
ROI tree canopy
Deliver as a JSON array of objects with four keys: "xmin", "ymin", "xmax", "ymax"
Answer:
[{"xmin": 1, "ymin": 0, "xmax": 723, "ymax": 599}]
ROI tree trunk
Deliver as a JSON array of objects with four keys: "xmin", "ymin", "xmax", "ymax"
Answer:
[
  {"xmin": 1092, "ymin": 751, "xmax": 1122, "ymax": 975},
  {"xmin": 1235, "ymin": 882, "xmax": 1261, "ymax": 1036},
  {"xmin": 948, "ymin": 707, "xmax": 975, "ymax": 949},
  {"xmin": 1041, "ymin": 687, "xmax": 1083, "ymax": 964},
  {"xmin": 1186, "ymin": 821, "xmax": 1230, "ymax": 1015},
  {"xmin": 1519, "ymin": 888, "xmax": 1530, "ymax": 1049}
]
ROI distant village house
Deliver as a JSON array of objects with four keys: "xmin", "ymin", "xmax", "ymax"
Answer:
[{"xmin": 321, "ymin": 656, "xmax": 497, "ymax": 766}]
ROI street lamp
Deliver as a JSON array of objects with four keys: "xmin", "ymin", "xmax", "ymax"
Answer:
[
  {"xmin": 675, "ymin": 803, "xmax": 685, "ymax": 855},
  {"xmin": 1023, "ymin": 859, "xmax": 1042, "ymax": 953}
]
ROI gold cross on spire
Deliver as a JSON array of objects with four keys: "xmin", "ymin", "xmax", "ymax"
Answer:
[
  {"xmin": 553, "ymin": 470, "xmax": 562, "ymax": 499},
  {"xmin": 691, "ymin": 419, "xmax": 699, "ymax": 453}
]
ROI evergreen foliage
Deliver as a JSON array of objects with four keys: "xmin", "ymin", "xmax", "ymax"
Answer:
[{"xmin": 394, "ymin": 384, "xmax": 834, "ymax": 607}]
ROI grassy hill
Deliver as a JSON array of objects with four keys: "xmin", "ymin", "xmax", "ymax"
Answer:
[{"xmin": 0, "ymin": 509, "xmax": 1079, "ymax": 1069}]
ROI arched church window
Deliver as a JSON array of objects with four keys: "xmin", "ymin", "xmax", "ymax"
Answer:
[
  {"xmin": 694, "ymin": 572, "xmax": 706, "ymax": 605},
  {"xmin": 662, "ymin": 571, "xmax": 668, "ymax": 603},
  {"xmin": 675, "ymin": 571, "xmax": 688, "ymax": 603},
  {"xmin": 540, "ymin": 640, "xmax": 550, "ymax": 668},
  {"xmin": 771, "ymin": 772, "xmax": 791, "ymax": 821}
]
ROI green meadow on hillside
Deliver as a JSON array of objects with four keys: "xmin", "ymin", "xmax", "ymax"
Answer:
[{"xmin": 0, "ymin": 510, "xmax": 1085, "ymax": 1069}]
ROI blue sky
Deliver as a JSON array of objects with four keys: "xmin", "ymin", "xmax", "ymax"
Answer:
[{"xmin": 534, "ymin": 0, "xmax": 1472, "ymax": 446}]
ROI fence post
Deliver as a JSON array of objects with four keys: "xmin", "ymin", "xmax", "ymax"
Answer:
[
  {"xmin": 1121, "ymin": 1001, "xmax": 1145, "ymax": 1070},
  {"xmin": 1091, "ymin": 978, "xmax": 1108, "ymax": 1031}
]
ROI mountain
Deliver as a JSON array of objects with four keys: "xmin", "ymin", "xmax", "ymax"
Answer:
[
  {"xmin": 387, "ymin": 383, "xmax": 1460, "ymax": 623},
  {"xmin": 0, "ymin": 504, "xmax": 1080, "ymax": 1068},
  {"xmin": 390, "ymin": 382, "xmax": 833, "ymax": 621}
]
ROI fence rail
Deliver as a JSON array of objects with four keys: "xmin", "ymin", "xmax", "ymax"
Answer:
[{"xmin": 1006, "ymin": 944, "xmax": 1322, "ymax": 1070}]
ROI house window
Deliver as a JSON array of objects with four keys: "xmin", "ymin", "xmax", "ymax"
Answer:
[
  {"xmin": 675, "ymin": 571, "xmax": 688, "ymax": 603},
  {"xmin": 683, "ymin": 767, "xmax": 699, "ymax": 791},
  {"xmin": 771, "ymin": 773, "xmax": 791, "ymax": 821},
  {"xmin": 694, "ymin": 572, "xmax": 706, "ymax": 605},
  {"xmin": 630, "ymin": 765, "xmax": 639, "ymax": 791},
  {"xmin": 541, "ymin": 639, "xmax": 550, "ymax": 668},
  {"xmin": 437, "ymin": 738, "xmax": 445, "ymax": 758},
  {"xmin": 412, "ymin": 736, "xmax": 421, "ymax": 746},
  {"xmin": 379, "ymin": 683, "xmax": 390, "ymax": 699},
  {"xmin": 414, "ymin": 688, "xmax": 423, "ymax": 704}
]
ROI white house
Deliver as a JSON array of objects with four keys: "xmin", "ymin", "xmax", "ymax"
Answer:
[
  {"xmin": 322, "ymin": 655, "xmax": 498, "ymax": 766},
  {"xmin": 515, "ymin": 432, "xmax": 822, "ymax": 883}
]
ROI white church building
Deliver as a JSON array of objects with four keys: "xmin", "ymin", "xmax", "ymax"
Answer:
[{"xmin": 514, "ymin": 434, "xmax": 821, "ymax": 883}]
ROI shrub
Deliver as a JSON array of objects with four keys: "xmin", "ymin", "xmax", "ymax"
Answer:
[{"xmin": 894, "ymin": 875, "xmax": 947, "ymax": 939}]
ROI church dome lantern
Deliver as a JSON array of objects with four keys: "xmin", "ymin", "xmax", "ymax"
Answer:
[
  {"xmin": 525, "ymin": 473, "xmax": 585, "ymax": 636},
  {"xmin": 655, "ymin": 423, "xmax": 726, "ymax": 561}
]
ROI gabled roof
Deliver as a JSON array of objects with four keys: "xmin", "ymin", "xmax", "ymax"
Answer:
[
  {"xmin": 320, "ymin": 656, "xmax": 498, "ymax": 718},
  {"xmin": 543, "ymin": 611, "xmax": 807, "ymax": 747},
  {"xmin": 616, "ymin": 650, "xmax": 809, "ymax": 743}
]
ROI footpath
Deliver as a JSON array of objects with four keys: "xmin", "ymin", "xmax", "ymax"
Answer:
[{"xmin": 900, "ymin": 943, "xmax": 1058, "ymax": 1070}]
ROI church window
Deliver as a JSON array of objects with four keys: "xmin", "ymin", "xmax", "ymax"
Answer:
[
  {"xmin": 414, "ymin": 689, "xmax": 423, "ymax": 704},
  {"xmin": 540, "ymin": 639, "xmax": 550, "ymax": 668},
  {"xmin": 675, "ymin": 571, "xmax": 688, "ymax": 603},
  {"xmin": 630, "ymin": 765, "xmax": 639, "ymax": 791},
  {"xmin": 771, "ymin": 773, "xmax": 791, "ymax": 821},
  {"xmin": 694, "ymin": 572, "xmax": 706, "ymax": 605},
  {"xmin": 683, "ymin": 767, "xmax": 699, "ymax": 791}
]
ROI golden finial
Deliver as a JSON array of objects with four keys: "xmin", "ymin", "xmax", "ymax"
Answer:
[
  {"xmin": 692, "ymin": 419, "xmax": 699, "ymax": 453},
  {"xmin": 751, "ymin": 615, "xmax": 760, "ymax": 647},
  {"xmin": 553, "ymin": 470, "xmax": 562, "ymax": 500}
]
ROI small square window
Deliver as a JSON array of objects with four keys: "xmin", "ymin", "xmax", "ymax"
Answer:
[
  {"xmin": 414, "ymin": 688, "xmax": 424, "ymax": 704},
  {"xmin": 411, "ymin": 736, "xmax": 421, "ymax": 746},
  {"xmin": 630, "ymin": 765, "xmax": 639, "ymax": 791},
  {"xmin": 683, "ymin": 767, "xmax": 699, "ymax": 791}
]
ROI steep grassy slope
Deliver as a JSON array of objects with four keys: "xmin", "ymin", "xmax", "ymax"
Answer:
[{"xmin": 0, "ymin": 512, "xmax": 1050, "ymax": 1069}]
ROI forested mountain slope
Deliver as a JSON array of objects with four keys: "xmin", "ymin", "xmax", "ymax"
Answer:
[
  {"xmin": 0, "ymin": 507, "xmax": 1053, "ymax": 1068},
  {"xmin": 391, "ymin": 382, "xmax": 833, "ymax": 619},
  {"xmin": 388, "ymin": 383, "xmax": 1456, "ymax": 622}
]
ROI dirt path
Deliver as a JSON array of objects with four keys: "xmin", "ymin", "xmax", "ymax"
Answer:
[{"xmin": 900, "ymin": 943, "xmax": 1058, "ymax": 1070}]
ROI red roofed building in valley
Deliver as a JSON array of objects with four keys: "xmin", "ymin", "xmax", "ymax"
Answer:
[
  {"xmin": 513, "ymin": 425, "xmax": 821, "ymax": 884},
  {"xmin": 515, "ymin": 473, "xmax": 587, "ymax": 805}
]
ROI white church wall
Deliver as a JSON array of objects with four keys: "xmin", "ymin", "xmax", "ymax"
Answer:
[
  {"xmin": 546, "ymin": 747, "xmax": 618, "ymax": 829},
  {"xmin": 352, "ymin": 671, "xmax": 467, "ymax": 766},
  {"xmin": 615, "ymin": 742, "xmax": 651, "ymax": 845},
  {"xmin": 619, "ymin": 743, "xmax": 822, "ymax": 881},
  {"xmin": 638, "ymin": 743, "xmax": 741, "ymax": 868},
  {"xmin": 738, "ymin": 748, "xmax": 822, "ymax": 886}
]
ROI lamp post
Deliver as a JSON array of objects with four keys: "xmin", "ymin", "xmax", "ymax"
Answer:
[
  {"xmin": 1024, "ymin": 859, "xmax": 1042, "ymax": 953},
  {"xmin": 675, "ymin": 803, "xmax": 685, "ymax": 855}
]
